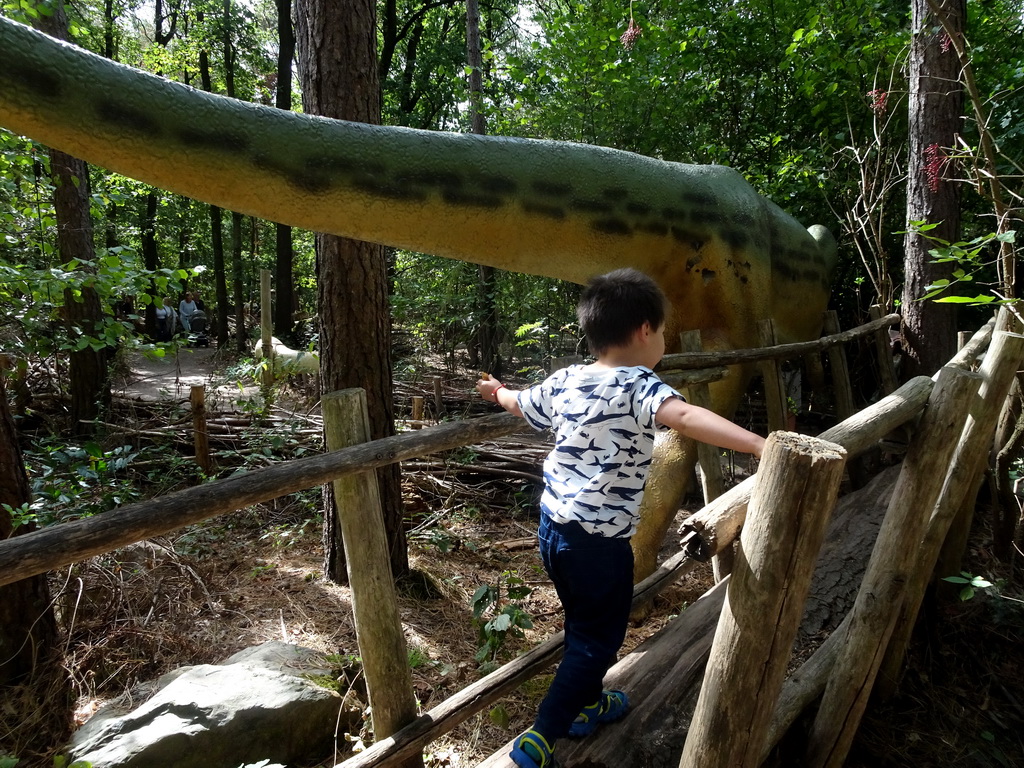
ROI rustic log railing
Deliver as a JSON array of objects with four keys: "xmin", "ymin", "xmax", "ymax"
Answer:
[{"xmin": 3, "ymin": 309, "xmax": 1013, "ymax": 768}]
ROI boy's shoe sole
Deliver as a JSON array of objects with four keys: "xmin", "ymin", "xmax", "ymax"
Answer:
[{"xmin": 567, "ymin": 689, "xmax": 630, "ymax": 738}]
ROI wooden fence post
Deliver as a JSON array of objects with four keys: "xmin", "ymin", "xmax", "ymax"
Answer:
[
  {"xmin": 823, "ymin": 311, "xmax": 855, "ymax": 421},
  {"xmin": 804, "ymin": 365, "xmax": 981, "ymax": 768},
  {"xmin": 678, "ymin": 433, "xmax": 847, "ymax": 768},
  {"xmin": 190, "ymin": 385, "xmax": 212, "ymax": 474},
  {"xmin": 410, "ymin": 396, "xmax": 424, "ymax": 429},
  {"xmin": 877, "ymin": 329, "xmax": 1024, "ymax": 696},
  {"xmin": 432, "ymin": 376, "xmax": 444, "ymax": 417},
  {"xmin": 680, "ymin": 330, "xmax": 731, "ymax": 580},
  {"xmin": 322, "ymin": 389, "xmax": 420, "ymax": 762},
  {"xmin": 869, "ymin": 305, "xmax": 898, "ymax": 396},
  {"xmin": 757, "ymin": 319, "xmax": 788, "ymax": 432}
]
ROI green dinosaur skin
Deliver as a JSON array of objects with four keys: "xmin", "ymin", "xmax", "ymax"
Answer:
[{"xmin": 0, "ymin": 17, "xmax": 837, "ymax": 578}]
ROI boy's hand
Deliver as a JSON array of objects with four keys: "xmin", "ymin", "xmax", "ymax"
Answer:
[{"xmin": 476, "ymin": 372, "xmax": 504, "ymax": 403}]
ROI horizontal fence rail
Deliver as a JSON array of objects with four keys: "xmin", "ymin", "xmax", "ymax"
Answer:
[{"xmin": 0, "ymin": 413, "xmax": 530, "ymax": 588}]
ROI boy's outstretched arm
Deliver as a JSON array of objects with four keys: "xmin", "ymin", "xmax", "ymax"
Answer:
[
  {"xmin": 476, "ymin": 375, "xmax": 524, "ymax": 418},
  {"xmin": 656, "ymin": 397, "xmax": 765, "ymax": 458}
]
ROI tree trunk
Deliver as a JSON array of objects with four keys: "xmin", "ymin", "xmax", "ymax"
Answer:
[
  {"xmin": 901, "ymin": 0, "xmax": 965, "ymax": 378},
  {"xmin": 467, "ymin": 0, "xmax": 501, "ymax": 378},
  {"xmin": 141, "ymin": 190, "xmax": 160, "ymax": 339},
  {"xmin": 197, "ymin": 21, "xmax": 231, "ymax": 347},
  {"xmin": 295, "ymin": 0, "xmax": 408, "ymax": 581},
  {"xmin": 274, "ymin": 0, "xmax": 297, "ymax": 345},
  {"xmin": 0, "ymin": 371, "xmax": 59, "ymax": 686}
]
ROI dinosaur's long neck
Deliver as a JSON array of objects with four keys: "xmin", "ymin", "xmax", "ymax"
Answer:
[{"xmin": 0, "ymin": 16, "xmax": 835, "ymax": 349}]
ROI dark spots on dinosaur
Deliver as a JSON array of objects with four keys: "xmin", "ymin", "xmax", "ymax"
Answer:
[
  {"xmin": 397, "ymin": 170, "xmax": 463, "ymax": 189},
  {"xmin": 671, "ymin": 226, "xmax": 705, "ymax": 247},
  {"xmin": 701, "ymin": 269, "xmax": 717, "ymax": 283},
  {"xmin": 177, "ymin": 127, "xmax": 249, "ymax": 154},
  {"xmin": 740, "ymin": 275, "xmax": 748, "ymax": 284},
  {"xmin": 522, "ymin": 201, "xmax": 565, "ymax": 219},
  {"xmin": 682, "ymin": 191, "xmax": 717, "ymax": 207},
  {"xmin": 6, "ymin": 63, "xmax": 62, "ymax": 99},
  {"xmin": 626, "ymin": 202, "xmax": 652, "ymax": 216},
  {"xmin": 592, "ymin": 218, "xmax": 632, "ymax": 236},
  {"xmin": 691, "ymin": 209, "xmax": 727, "ymax": 227},
  {"xmin": 722, "ymin": 229, "xmax": 748, "ymax": 250},
  {"xmin": 352, "ymin": 173, "xmax": 427, "ymax": 202},
  {"xmin": 315, "ymin": 157, "xmax": 355, "ymax": 174},
  {"xmin": 473, "ymin": 174, "xmax": 518, "ymax": 195},
  {"xmin": 602, "ymin": 187, "xmax": 629, "ymax": 201},
  {"xmin": 97, "ymin": 99, "xmax": 161, "ymax": 135},
  {"xmin": 638, "ymin": 221, "xmax": 669, "ymax": 237},
  {"xmin": 686, "ymin": 255, "xmax": 704, "ymax": 270},
  {"xmin": 532, "ymin": 180, "xmax": 572, "ymax": 197},
  {"xmin": 570, "ymin": 198, "xmax": 614, "ymax": 215},
  {"xmin": 252, "ymin": 153, "xmax": 332, "ymax": 192},
  {"xmin": 443, "ymin": 189, "xmax": 503, "ymax": 208}
]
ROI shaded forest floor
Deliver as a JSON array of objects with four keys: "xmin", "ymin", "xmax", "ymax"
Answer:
[{"xmin": 3, "ymin": 345, "xmax": 1024, "ymax": 767}]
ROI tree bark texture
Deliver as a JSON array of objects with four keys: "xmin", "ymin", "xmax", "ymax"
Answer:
[
  {"xmin": 679, "ymin": 433, "xmax": 847, "ymax": 768},
  {"xmin": 901, "ymin": 0, "xmax": 965, "ymax": 377},
  {"xmin": 805, "ymin": 366, "xmax": 980, "ymax": 768},
  {"xmin": 0, "ymin": 372, "xmax": 59, "ymax": 685},
  {"xmin": 295, "ymin": 0, "xmax": 408, "ymax": 580}
]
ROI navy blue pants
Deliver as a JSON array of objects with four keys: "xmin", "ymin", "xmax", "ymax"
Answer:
[{"xmin": 532, "ymin": 514, "xmax": 634, "ymax": 741}]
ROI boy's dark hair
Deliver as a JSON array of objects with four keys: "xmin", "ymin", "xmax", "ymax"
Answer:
[{"xmin": 577, "ymin": 268, "xmax": 668, "ymax": 355}]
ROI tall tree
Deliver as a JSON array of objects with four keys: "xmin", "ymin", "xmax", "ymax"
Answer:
[
  {"xmin": 197, "ymin": 6, "xmax": 232, "ymax": 347},
  {"xmin": 273, "ymin": 0, "xmax": 297, "ymax": 344},
  {"xmin": 901, "ymin": 0, "xmax": 965, "ymax": 377},
  {"xmin": 466, "ymin": 0, "xmax": 501, "ymax": 377},
  {"xmin": 0, "ymin": 371, "xmax": 60, "ymax": 688},
  {"xmin": 295, "ymin": 0, "xmax": 408, "ymax": 580},
  {"xmin": 35, "ymin": 4, "xmax": 110, "ymax": 432}
]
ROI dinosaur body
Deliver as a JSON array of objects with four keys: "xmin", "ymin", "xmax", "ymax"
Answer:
[{"xmin": 0, "ymin": 17, "xmax": 837, "ymax": 577}]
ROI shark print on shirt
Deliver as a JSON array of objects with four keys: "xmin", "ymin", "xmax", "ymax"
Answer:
[{"xmin": 518, "ymin": 365, "xmax": 681, "ymax": 538}]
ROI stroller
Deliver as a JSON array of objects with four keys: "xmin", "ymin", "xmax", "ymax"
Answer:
[{"xmin": 187, "ymin": 309, "xmax": 211, "ymax": 347}]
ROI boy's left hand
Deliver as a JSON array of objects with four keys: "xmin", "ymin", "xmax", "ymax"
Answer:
[{"xmin": 476, "ymin": 373, "xmax": 504, "ymax": 403}]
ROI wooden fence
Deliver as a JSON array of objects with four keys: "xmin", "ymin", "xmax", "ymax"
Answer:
[{"xmin": 0, "ymin": 308, "xmax": 1016, "ymax": 768}]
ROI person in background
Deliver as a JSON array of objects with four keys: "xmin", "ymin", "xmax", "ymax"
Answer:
[
  {"xmin": 155, "ymin": 296, "xmax": 176, "ymax": 341},
  {"xmin": 179, "ymin": 291, "xmax": 198, "ymax": 332},
  {"xmin": 476, "ymin": 268, "xmax": 764, "ymax": 768}
]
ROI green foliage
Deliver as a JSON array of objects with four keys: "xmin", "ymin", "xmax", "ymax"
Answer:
[
  {"xmin": 943, "ymin": 571, "xmax": 995, "ymax": 602},
  {"xmin": 14, "ymin": 441, "xmax": 141, "ymax": 527},
  {"xmin": 902, "ymin": 221, "xmax": 1018, "ymax": 305},
  {"xmin": 471, "ymin": 571, "xmax": 533, "ymax": 667}
]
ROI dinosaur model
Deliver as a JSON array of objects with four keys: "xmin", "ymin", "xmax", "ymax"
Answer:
[{"xmin": 0, "ymin": 16, "xmax": 838, "ymax": 578}]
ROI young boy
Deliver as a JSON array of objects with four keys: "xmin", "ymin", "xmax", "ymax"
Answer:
[{"xmin": 475, "ymin": 268, "xmax": 764, "ymax": 768}]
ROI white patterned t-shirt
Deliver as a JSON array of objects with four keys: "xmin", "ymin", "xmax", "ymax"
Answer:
[{"xmin": 517, "ymin": 365, "xmax": 682, "ymax": 538}]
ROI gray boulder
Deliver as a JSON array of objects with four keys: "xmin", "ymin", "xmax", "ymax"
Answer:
[{"xmin": 68, "ymin": 641, "xmax": 361, "ymax": 768}]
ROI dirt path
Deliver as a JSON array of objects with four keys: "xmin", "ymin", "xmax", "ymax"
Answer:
[{"xmin": 116, "ymin": 345, "xmax": 258, "ymax": 406}]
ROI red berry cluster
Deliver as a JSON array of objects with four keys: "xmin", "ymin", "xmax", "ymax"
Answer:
[
  {"xmin": 924, "ymin": 143, "xmax": 946, "ymax": 193},
  {"xmin": 620, "ymin": 19, "xmax": 642, "ymax": 50},
  {"xmin": 867, "ymin": 89, "xmax": 888, "ymax": 116}
]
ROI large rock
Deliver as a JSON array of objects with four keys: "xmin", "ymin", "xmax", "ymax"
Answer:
[{"xmin": 68, "ymin": 642, "xmax": 361, "ymax": 768}]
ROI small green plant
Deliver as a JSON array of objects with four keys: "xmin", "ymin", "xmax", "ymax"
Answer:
[
  {"xmin": 942, "ymin": 571, "xmax": 994, "ymax": 601},
  {"xmin": 902, "ymin": 221, "xmax": 1018, "ymax": 306},
  {"xmin": 407, "ymin": 646, "xmax": 432, "ymax": 669},
  {"xmin": 471, "ymin": 571, "xmax": 534, "ymax": 667},
  {"xmin": 17, "ymin": 441, "xmax": 143, "ymax": 529}
]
